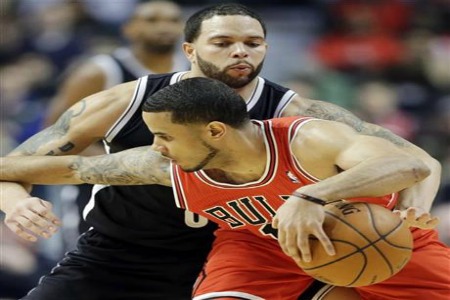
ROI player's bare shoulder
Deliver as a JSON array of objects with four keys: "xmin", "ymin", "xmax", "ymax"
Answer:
[
  {"xmin": 280, "ymin": 94, "xmax": 311, "ymax": 117},
  {"xmin": 281, "ymin": 94, "xmax": 365, "ymax": 132}
]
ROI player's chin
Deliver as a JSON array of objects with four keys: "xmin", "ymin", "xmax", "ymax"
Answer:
[{"xmin": 225, "ymin": 76, "xmax": 253, "ymax": 89}]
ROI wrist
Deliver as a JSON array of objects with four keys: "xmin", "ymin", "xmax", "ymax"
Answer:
[
  {"xmin": 292, "ymin": 192, "xmax": 329, "ymax": 206},
  {"xmin": 291, "ymin": 192, "xmax": 342, "ymax": 206}
]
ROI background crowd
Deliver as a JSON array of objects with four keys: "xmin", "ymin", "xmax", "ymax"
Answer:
[{"xmin": 1, "ymin": 0, "xmax": 449, "ymax": 299}]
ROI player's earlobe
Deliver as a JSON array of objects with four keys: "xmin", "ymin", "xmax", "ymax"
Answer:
[
  {"xmin": 207, "ymin": 122, "xmax": 226, "ymax": 139},
  {"xmin": 182, "ymin": 43, "xmax": 195, "ymax": 62}
]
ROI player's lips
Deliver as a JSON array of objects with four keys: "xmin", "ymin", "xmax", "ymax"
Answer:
[
  {"xmin": 229, "ymin": 63, "xmax": 252, "ymax": 70},
  {"xmin": 228, "ymin": 64, "xmax": 252, "ymax": 75}
]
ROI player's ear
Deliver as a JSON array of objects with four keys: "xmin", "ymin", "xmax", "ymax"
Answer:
[
  {"xmin": 206, "ymin": 121, "xmax": 226, "ymax": 140},
  {"xmin": 183, "ymin": 42, "xmax": 195, "ymax": 63}
]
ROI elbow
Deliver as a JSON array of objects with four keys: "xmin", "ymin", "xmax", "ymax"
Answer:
[
  {"xmin": 427, "ymin": 156, "xmax": 442, "ymax": 177},
  {"xmin": 410, "ymin": 157, "xmax": 431, "ymax": 183}
]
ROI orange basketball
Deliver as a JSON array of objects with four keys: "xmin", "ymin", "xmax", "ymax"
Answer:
[{"xmin": 297, "ymin": 202, "xmax": 413, "ymax": 287}]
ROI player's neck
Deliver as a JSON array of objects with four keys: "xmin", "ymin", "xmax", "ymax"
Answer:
[
  {"xmin": 132, "ymin": 47, "xmax": 175, "ymax": 73},
  {"xmin": 204, "ymin": 124, "xmax": 266, "ymax": 184},
  {"xmin": 233, "ymin": 79, "xmax": 259, "ymax": 103}
]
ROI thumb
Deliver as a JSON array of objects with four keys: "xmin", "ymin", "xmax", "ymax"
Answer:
[{"xmin": 272, "ymin": 216, "xmax": 279, "ymax": 229}]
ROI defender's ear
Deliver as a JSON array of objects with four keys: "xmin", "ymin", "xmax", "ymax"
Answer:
[{"xmin": 183, "ymin": 42, "xmax": 196, "ymax": 63}]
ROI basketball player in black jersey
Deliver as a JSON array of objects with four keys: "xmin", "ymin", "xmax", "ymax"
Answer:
[
  {"xmin": 42, "ymin": 0, "xmax": 185, "ymax": 235},
  {"xmin": 0, "ymin": 3, "xmax": 440, "ymax": 300}
]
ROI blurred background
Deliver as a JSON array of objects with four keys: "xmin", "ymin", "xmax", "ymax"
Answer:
[{"xmin": 1, "ymin": 0, "xmax": 449, "ymax": 298}]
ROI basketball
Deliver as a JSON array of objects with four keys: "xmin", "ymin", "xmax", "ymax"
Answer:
[{"xmin": 296, "ymin": 202, "xmax": 413, "ymax": 287}]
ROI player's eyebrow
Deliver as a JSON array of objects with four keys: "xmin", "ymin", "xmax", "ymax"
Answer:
[{"xmin": 209, "ymin": 35, "xmax": 264, "ymax": 40}]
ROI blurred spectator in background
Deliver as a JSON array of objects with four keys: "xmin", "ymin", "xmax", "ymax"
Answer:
[
  {"xmin": 312, "ymin": 0, "xmax": 408, "ymax": 76},
  {"xmin": 44, "ymin": 0, "xmax": 185, "ymax": 126},
  {"xmin": 0, "ymin": 54, "xmax": 55, "ymax": 152},
  {"xmin": 41, "ymin": 0, "xmax": 185, "ymax": 248},
  {"xmin": 353, "ymin": 80, "xmax": 418, "ymax": 142},
  {"xmin": 18, "ymin": 1, "xmax": 87, "ymax": 73}
]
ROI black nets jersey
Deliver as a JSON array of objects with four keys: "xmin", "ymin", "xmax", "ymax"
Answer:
[
  {"xmin": 90, "ymin": 47, "xmax": 187, "ymax": 88},
  {"xmin": 83, "ymin": 71, "xmax": 297, "ymax": 254}
]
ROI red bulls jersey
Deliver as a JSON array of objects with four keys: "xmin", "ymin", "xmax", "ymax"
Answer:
[{"xmin": 171, "ymin": 117, "xmax": 398, "ymax": 239}]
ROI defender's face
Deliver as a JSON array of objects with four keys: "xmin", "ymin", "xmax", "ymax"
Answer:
[
  {"xmin": 186, "ymin": 15, "xmax": 267, "ymax": 88},
  {"xmin": 143, "ymin": 112, "xmax": 218, "ymax": 172}
]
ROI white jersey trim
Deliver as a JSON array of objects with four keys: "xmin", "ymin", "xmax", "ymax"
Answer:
[
  {"xmin": 246, "ymin": 77, "xmax": 264, "ymax": 111},
  {"xmin": 170, "ymin": 161, "xmax": 189, "ymax": 210},
  {"xmin": 170, "ymin": 71, "xmax": 188, "ymax": 84},
  {"xmin": 104, "ymin": 76, "xmax": 148, "ymax": 143},
  {"xmin": 274, "ymin": 90, "xmax": 297, "ymax": 117},
  {"xmin": 288, "ymin": 118, "xmax": 322, "ymax": 182},
  {"xmin": 311, "ymin": 284, "xmax": 335, "ymax": 300},
  {"xmin": 82, "ymin": 184, "xmax": 109, "ymax": 220},
  {"xmin": 193, "ymin": 291, "xmax": 264, "ymax": 300},
  {"xmin": 113, "ymin": 47, "xmax": 152, "ymax": 78},
  {"xmin": 90, "ymin": 55, "xmax": 123, "ymax": 89}
]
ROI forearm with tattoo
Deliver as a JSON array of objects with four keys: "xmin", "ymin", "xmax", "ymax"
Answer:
[
  {"xmin": 1, "ymin": 147, "xmax": 171, "ymax": 186},
  {"xmin": 71, "ymin": 147, "xmax": 172, "ymax": 186}
]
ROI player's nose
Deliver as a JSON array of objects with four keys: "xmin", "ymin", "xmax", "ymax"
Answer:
[
  {"xmin": 231, "ymin": 43, "xmax": 249, "ymax": 59},
  {"xmin": 151, "ymin": 142, "xmax": 167, "ymax": 156}
]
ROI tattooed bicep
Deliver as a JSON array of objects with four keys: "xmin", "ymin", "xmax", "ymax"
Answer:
[
  {"xmin": 12, "ymin": 125, "xmax": 75, "ymax": 156},
  {"xmin": 10, "ymin": 99, "xmax": 94, "ymax": 156},
  {"xmin": 289, "ymin": 98, "xmax": 364, "ymax": 130}
]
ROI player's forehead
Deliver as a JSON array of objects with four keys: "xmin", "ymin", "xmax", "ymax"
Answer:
[
  {"xmin": 134, "ymin": 2, "xmax": 181, "ymax": 19},
  {"xmin": 199, "ymin": 15, "xmax": 265, "ymax": 40},
  {"xmin": 144, "ymin": 112, "xmax": 186, "ymax": 134}
]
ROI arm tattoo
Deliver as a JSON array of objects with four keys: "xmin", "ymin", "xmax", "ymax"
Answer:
[
  {"xmin": 303, "ymin": 100, "xmax": 408, "ymax": 147},
  {"xmin": 13, "ymin": 100, "xmax": 88, "ymax": 156},
  {"xmin": 70, "ymin": 147, "xmax": 171, "ymax": 186}
]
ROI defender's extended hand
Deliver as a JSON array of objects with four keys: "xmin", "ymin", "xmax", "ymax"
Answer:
[
  {"xmin": 393, "ymin": 207, "xmax": 439, "ymax": 229},
  {"xmin": 4, "ymin": 197, "xmax": 61, "ymax": 242}
]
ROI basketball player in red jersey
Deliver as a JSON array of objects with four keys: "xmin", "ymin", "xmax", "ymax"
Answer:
[{"xmin": 2, "ymin": 78, "xmax": 449, "ymax": 300}]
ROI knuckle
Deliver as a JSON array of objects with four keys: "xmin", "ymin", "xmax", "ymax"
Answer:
[
  {"xmin": 22, "ymin": 220, "xmax": 33, "ymax": 228},
  {"xmin": 41, "ymin": 200, "xmax": 52, "ymax": 209},
  {"xmin": 13, "ymin": 227, "xmax": 23, "ymax": 234}
]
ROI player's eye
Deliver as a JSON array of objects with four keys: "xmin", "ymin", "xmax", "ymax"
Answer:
[
  {"xmin": 214, "ymin": 42, "xmax": 231, "ymax": 47},
  {"xmin": 246, "ymin": 42, "xmax": 261, "ymax": 47}
]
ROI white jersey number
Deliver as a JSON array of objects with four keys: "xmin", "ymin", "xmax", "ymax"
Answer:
[{"xmin": 184, "ymin": 210, "xmax": 209, "ymax": 228}]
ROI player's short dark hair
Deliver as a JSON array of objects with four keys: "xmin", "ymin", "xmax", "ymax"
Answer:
[
  {"xmin": 184, "ymin": 3, "xmax": 267, "ymax": 43},
  {"xmin": 143, "ymin": 78, "xmax": 250, "ymax": 128}
]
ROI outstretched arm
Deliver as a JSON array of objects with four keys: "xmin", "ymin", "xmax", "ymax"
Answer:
[
  {"xmin": 282, "ymin": 95, "xmax": 441, "ymax": 221},
  {"xmin": 0, "ymin": 80, "xmax": 138, "ymax": 241},
  {"xmin": 1, "ymin": 146, "xmax": 172, "ymax": 187}
]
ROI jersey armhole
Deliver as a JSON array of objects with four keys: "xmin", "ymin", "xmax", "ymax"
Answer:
[
  {"xmin": 90, "ymin": 55, "xmax": 123, "ymax": 89},
  {"xmin": 104, "ymin": 76, "xmax": 149, "ymax": 143},
  {"xmin": 273, "ymin": 90, "xmax": 297, "ymax": 117}
]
